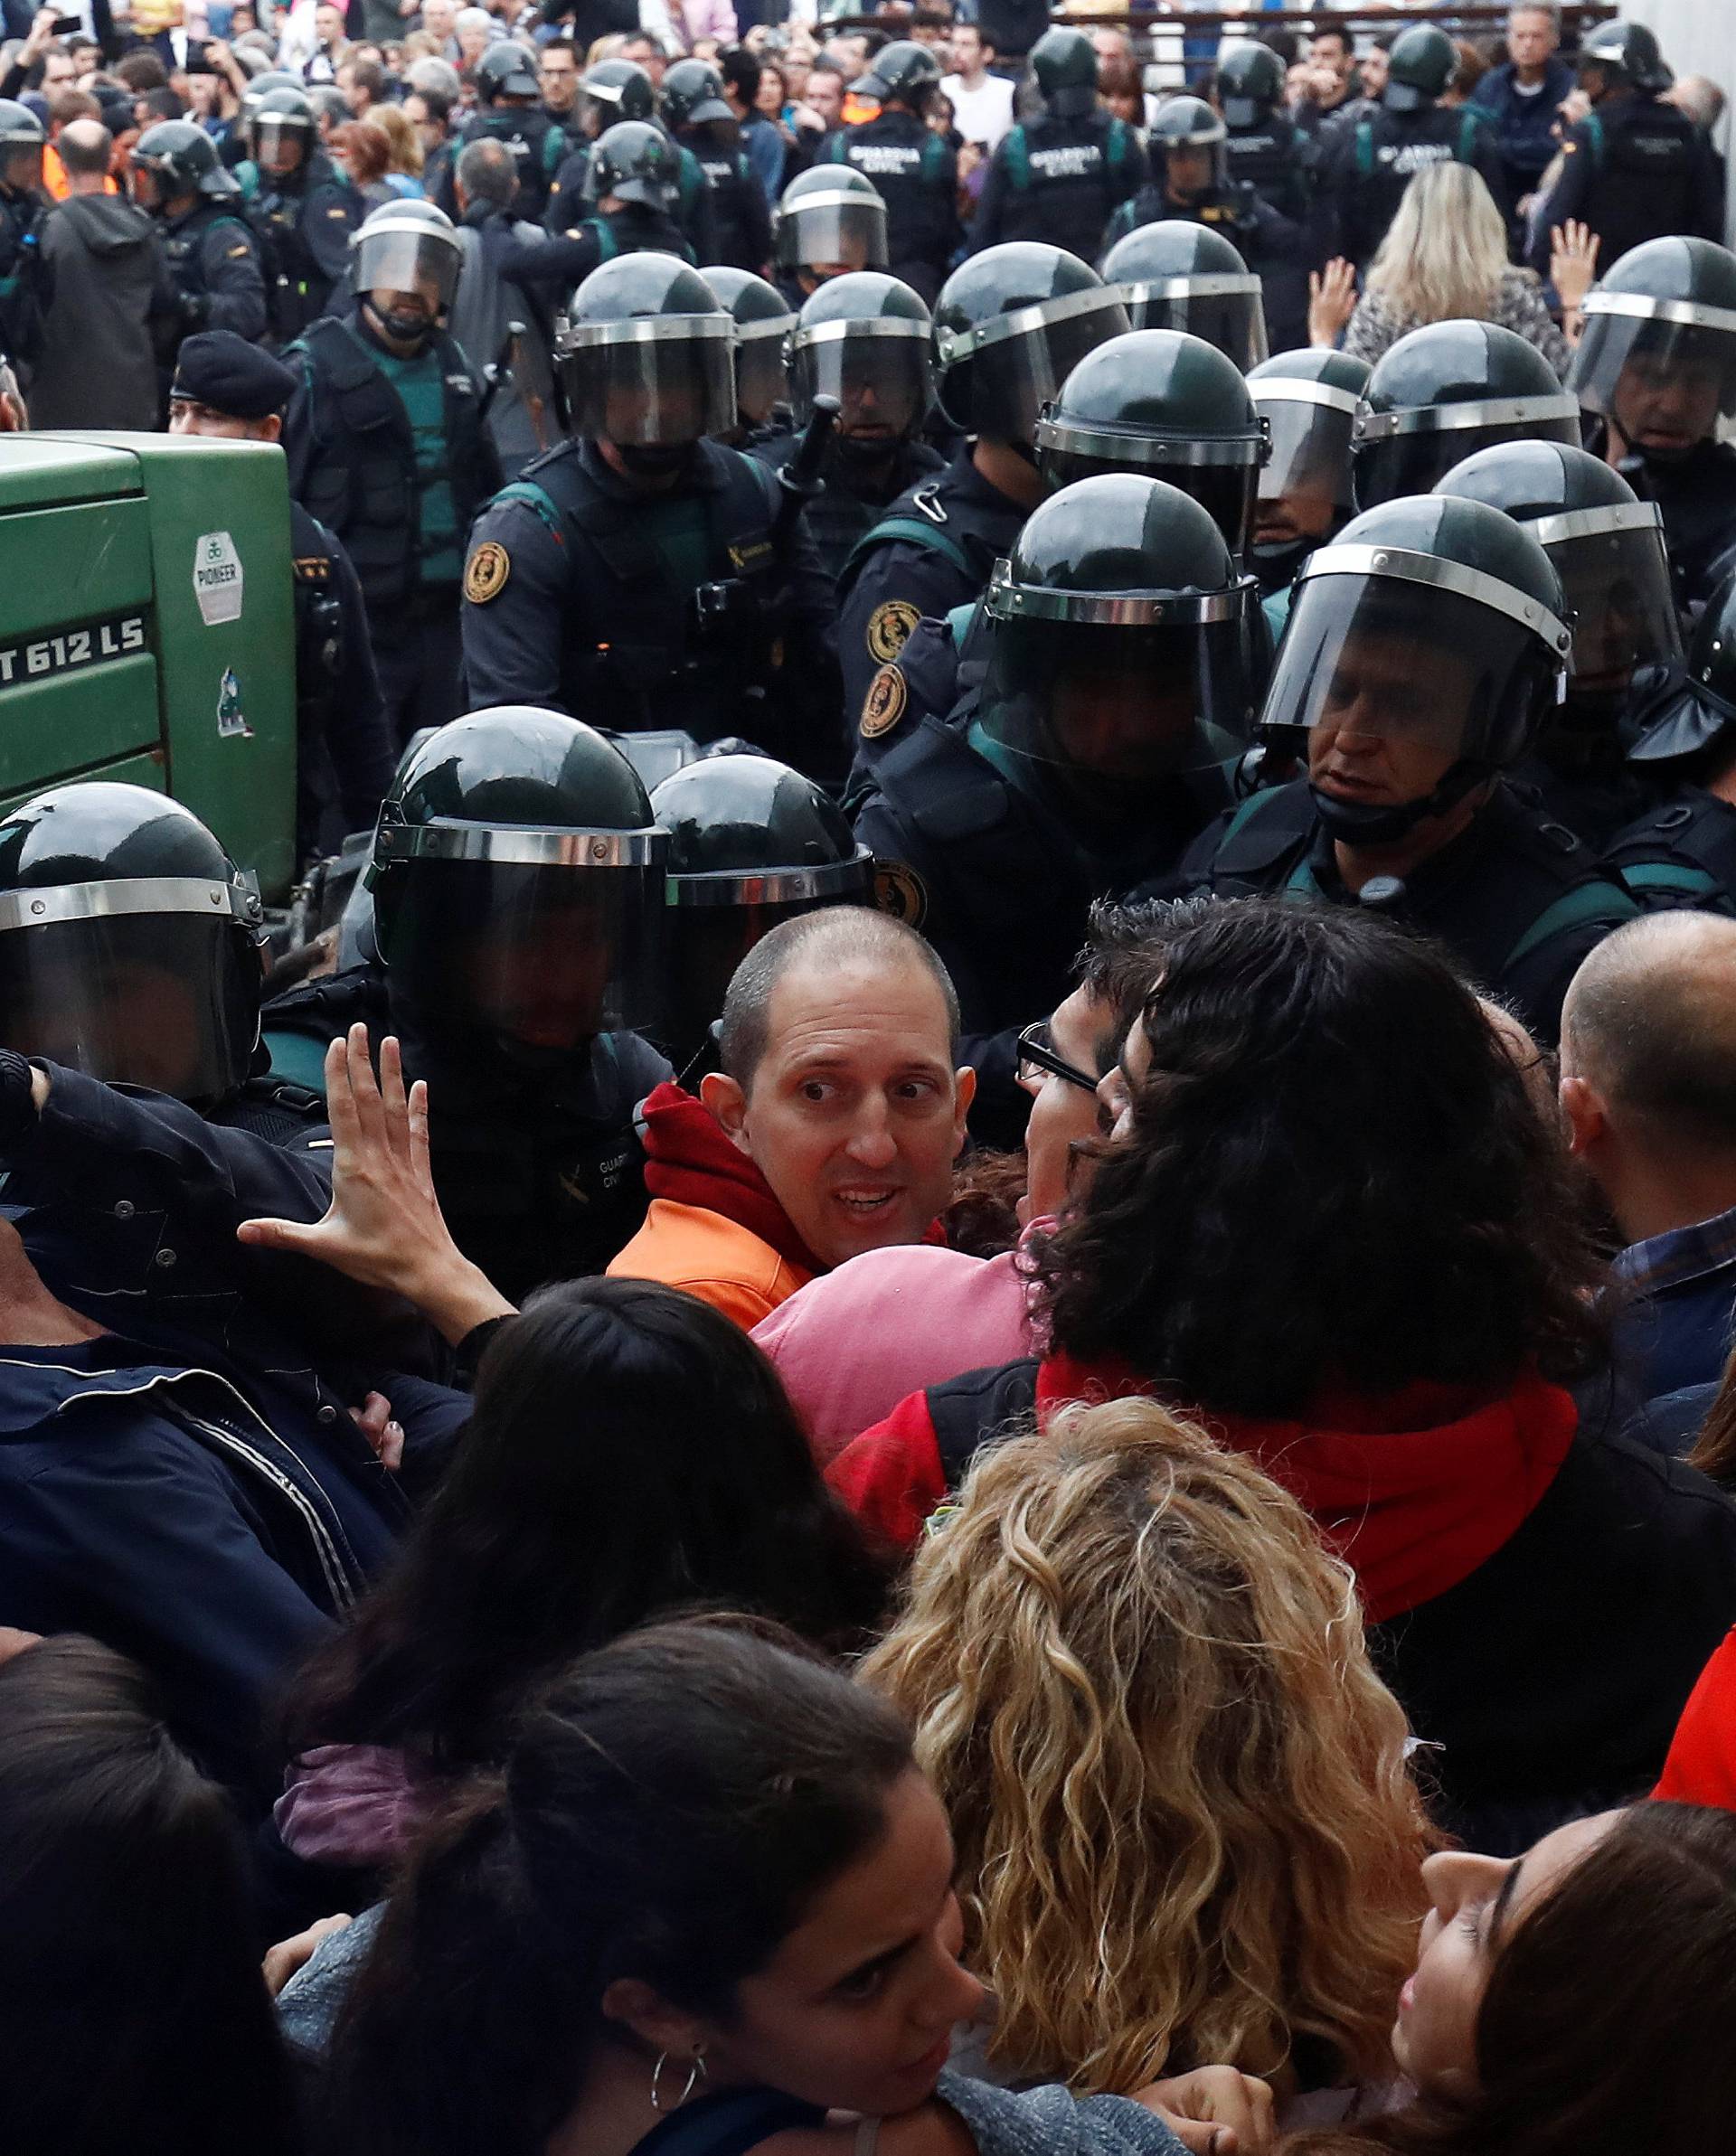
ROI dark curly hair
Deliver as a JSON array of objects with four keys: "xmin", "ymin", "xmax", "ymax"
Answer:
[{"xmin": 1033, "ymin": 899, "xmax": 1607, "ymax": 1416}]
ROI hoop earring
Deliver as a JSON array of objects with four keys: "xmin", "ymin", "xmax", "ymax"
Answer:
[{"xmin": 650, "ymin": 2047, "xmax": 708, "ymax": 2114}]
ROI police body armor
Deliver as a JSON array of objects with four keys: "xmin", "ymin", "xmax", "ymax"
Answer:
[
  {"xmin": 0, "ymin": 186, "xmax": 45, "ymax": 366},
  {"xmin": 1603, "ymin": 789, "xmax": 1736, "ymax": 915},
  {"xmin": 837, "ymin": 457, "xmax": 1026, "ymax": 624},
  {"xmin": 984, "ymin": 114, "xmax": 1143, "ymax": 267},
  {"xmin": 161, "ymin": 199, "xmax": 263, "ymax": 334},
  {"xmin": 252, "ymin": 150, "xmax": 354, "ymax": 342},
  {"xmin": 683, "ymin": 137, "xmax": 762, "ymax": 271},
  {"xmin": 755, "ymin": 431, "xmax": 943, "ymax": 583},
  {"xmin": 1337, "ymin": 104, "xmax": 1495, "ymax": 267},
  {"xmin": 290, "ymin": 315, "xmax": 494, "ymax": 614},
  {"xmin": 1223, "ymin": 109, "xmax": 1311, "ymax": 224},
  {"xmin": 824, "ymin": 113, "xmax": 956, "ymax": 300},
  {"xmin": 1564, "ymin": 99, "xmax": 1720, "ymax": 272}
]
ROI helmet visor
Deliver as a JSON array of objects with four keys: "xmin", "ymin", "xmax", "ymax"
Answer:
[
  {"xmin": 1540, "ymin": 511, "xmax": 1684, "ymax": 686},
  {"xmin": 665, "ymin": 880, "xmax": 871, "ymax": 1059},
  {"xmin": 789, "ymin": 323, "xmax": 931, "ymax": 437},
  {"xmin": 1118, "ymin": 278, "xmax": 1268, "ymax": 370},
  {"xmin": 733, "ymin": 323, "xmax": 788, "ymax": 428},
  {"xmin": 561, "ymin": 320, "xmax": 736, "ymax": 444},
  {"xmin": 0, "ymin": 143, "xmax": 42, "ymax": 191},
  {"xmin": 253, "ymin": 117, "xmax": 308, "ymax": 168},
  {"xmin": 1571, "ymin": 300, "xmax": 1736, "ymax": 456},
  {"xmin": 942, "ymin": 291, "xmax": 1130, "ymax": 441},
  {"xmin": 775, "ymin": 196, "xmax": 888, "ymax": 273},
  {"xmin": 1253, "ymin": 386, "xmax": 1359, "ymax": 537},
  {"xmin": 1353, "ymin": 403, "xmax": 1581, "ymax": 509},
  {"xmin": 1035, "ymin": 445, "xmax": 1258, "ymax": 554},
  {"xmin": 355, "ymin": 229, "xmax": 461, "ymax": 314}
]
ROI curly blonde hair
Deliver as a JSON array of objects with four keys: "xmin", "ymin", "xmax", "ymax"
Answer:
[{"xmin": 859, "ymin": 1399, "xmax": 1431, "ymax": 2095}]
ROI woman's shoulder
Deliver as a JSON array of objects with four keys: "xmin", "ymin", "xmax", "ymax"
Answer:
[{"xmin": 1495, "ymin": 264, "xmax": 1549, "ymax": 313}]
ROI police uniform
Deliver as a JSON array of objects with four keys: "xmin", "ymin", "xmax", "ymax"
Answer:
[
  {"xmin": 250, "ymin": 148, "xmax": 362, "ymax": 344},
  {"xmin": 161, "ymin": 196, "xmax": 268, "ymax": 345},
  {"xmin": 547, "ymin": 137, "xmax": 713, "ymax": 259},
  {"xmin": 1529, "ymin": 96, "xmax": 1723, "ymax": 278},
  {"xmin": 674, "ymin": 126, "xmax": 771, "ymax": 273},
  {"xmin": 1602, "ymin": 788, "xmax": 1736, "ymax": 915},
  {"xmin": 1319, "ymin": 101, "xmax": 1505, "ymax": 269},
  {"xmin": 1625, "ymin": 441, "xmax": 1736, "ymax": 612},
  {"xmin": 844, "ymin": 600, "xmax": 984, "ymax": 806},
  {"xmin": 1102, "ymin": 184, "xmax": 1306, "ymax": 351},
  {"xmin": 0, "ymin": 170, "xmax": 44, "ymax": 368},
  {"xmin": 1223, "ymin": 107, "xmax": 1313, "ymax": 225},
  {"xmin": 750, "ymin": 430, "xmax": 943, "ymax": 583},
  {"xmin": 817, "ymin": 118, "xmax": 956, "ymax": 305},
  {"xmin": 510, "ymin": 202, "xmax": 697, "ymax": 297},
  {"xmin": 969, "ymin": 112, "xmax": 1146, "ymax": 270},
  {"xmin": 453, "ymin": 106, "xmax": 568, "ymax": 225}
]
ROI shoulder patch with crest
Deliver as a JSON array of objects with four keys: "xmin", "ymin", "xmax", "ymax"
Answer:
[
  {"xmin": 873, "ymin": 859, "xmax": 928, "ymax": 929},
  {"xmin": 866, "ymin": 597, "xmax": 921, "ymax": 664},
  {"xmin": 464, "ymin": 540, "xmax": 511, "ymax": 604},
  {"xmin": 859, "ymin": 662, "xmax": 908, "ymax": 740}
]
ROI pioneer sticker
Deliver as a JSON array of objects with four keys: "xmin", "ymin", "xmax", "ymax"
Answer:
[{"xmin": 0, "ymin": 613, "xmax": 147, "ymax": 686}]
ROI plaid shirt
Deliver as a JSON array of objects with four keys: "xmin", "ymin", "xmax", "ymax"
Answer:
[{"xmin": 1611, "ymin": 1200, "xmax": 1736, "ymax": 1408}]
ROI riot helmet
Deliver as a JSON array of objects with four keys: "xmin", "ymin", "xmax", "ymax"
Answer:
[
  {"xmin": 1628, "ymin": 564, "xmax": 1736, "ymax": 766},
  {"xmin": 1579, "ymin": 20, "xmax": 1673, "ymax": 99},
  {"xmin": 1263, "ymin": 494, "xmax": 1572, "ymax": 844},
  {"xmin": 790, "ymin": 271, "xmax": 931, "ymax": 466},
  {"xmin": 0, "ymin": 783, "xmax": 263, "ymax": 1106},
  {"xmin": 1215, "ymin": 40, "xmax": 1286, "ymax": 129},
  {"xmin": 1029, "ymin": 27, "xmax": 1099, "ymax": 122},
  {"xmin": 661, "ymin": 57, "xmax": 735, "ymax": 131},
  {"xmin": 651, "ymin": 754, "xmax": 873, "ymax": 1061},
  {"xmin": 128, "ymin": 120, "xmax": 239, "ymax": 211},
  {"xmin": 1570, "ymin": 236, "xmax": 1736, "ymax": 462},
  {"xmin": 774, "ymin": 165, "xmax": 889, "ymax": 283},
  {"xmin": 1433, "ymin": 439, "xmax": 1683, "ymax": 711},
  {"xmin": 933, "ymin": 242, "xmax": 1128, "ymax": 445},
  {"xmin": 250, "ymin": 86, "xmax": 316, "ymax": 178},
  {"xmin": 703, "ymin": 267, "xmax": 794, "ymax": 431},
  {"xmin": 352, "ymin": 200, "xmax": 462, "ymax": 347},
  {"xmin": 1100, "ymin": 220, "xmax": 1267, "ymax": 369},
  {"xmin": 1035, "ymin": 328, "xmax": 1269, "ymax": 556},
  {"xmin": 579, "ymin": 58, "xmax": 656, "ymax": 134},
  {"xmin": 1246, "ymin": 347, "xmax": 1372, "ymax": 590},
  {"xmin": 240, "ymin": 69, "xmax": 303, "ymax": 116},
  {"xmin": 850, "ymin": 39, "xmax": 942, "ymax": 114},
  {"xmin": 1145, "ymin": 95, "xmax": 1228, "ymax": 205},
  {"xmin": 1382, "ymin": 24, "xmax": 1456, "ymax": 112},
  {"xmin": 1353, "ymin": 320, "xmax": 1580, "ymax": 509},
  {"xmin": 475, "ymin": 42, "xmax": 540, "ymax": 106},
  {"xmin": 556, "ymin": 253, "xmax": 735, "ymax": 460},
  {"xmin": 584, "ymin": 120, "xmax": 681, "ymax": 212},
  {"xmin": 369, "ymin": 707, "xmax": 666, "ymax": 1064},
  {"xmin": 976, "ymin": 474, "xmax": 1260, "ymax": 827},
  {"xmin": 0, "ymin": 99, "xmax": 42, "ymax": 195}
]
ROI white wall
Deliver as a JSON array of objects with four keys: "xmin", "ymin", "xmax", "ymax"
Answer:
[{"xmin": 1619, "ymin": 0, "xmax": 1735, "ymax": 239}]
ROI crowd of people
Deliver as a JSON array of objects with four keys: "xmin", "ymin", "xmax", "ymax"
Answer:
[{"xmin": 7, "ymin": 0, "xmax": 1736, "ymax": 2151}]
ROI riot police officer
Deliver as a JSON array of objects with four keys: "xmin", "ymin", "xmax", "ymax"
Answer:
[
  {"xmin": 518, "ymin": 121, "xmax": 696, "ymax": 295},
  {"xmin": 1316, "ymin": 24, "xmax": 1505, "ymax": 270},
  {"xmin": 1175, "ymin": 494, "xmax": 1637, "ymax": 1046},
  {"xmin": 454, "ymin": 43, "xmax": 567, "ymax": 225},
  {"xmin": 970, "ymin": 27, "xmax": 1146, "ymax": 269},
  {"xmin": 837, "ymin": 241, "xmax": 1128, "ymax": 715},
  {"xmin": 1214, "ymin": 39, "xmax": 1312, "ymax": 223},
  {"xmin": 819, "ymin": 40, "xmax": 958, "ymax": 305},
  {"xmin": 460, "ymin": 253, "xmax": 840, "ymax": 778},
  {"xmin": 773, "ymin": 164, "xmax": 889, "ymax": 303},
  {"xmin": 247, "ymin": 87, "xmax": 362, "ymax": 344},
  {"xmin": 1569, "ymin": 235, "xmax": 1736, "ymax": 611},
  {"xmin": 0, "ymin": 100, "xmax": 47, "ymax": 371},
  {"xmin": 285, "ymin": 201, "xmax": 500, "ymax": 748},
  {"xmin": 1434, "ymin": 438, "xmax": 1684, "ymax": 845},
  {"xmin": 546, "ymin": 59, "xmax": 711, "ymax": 258},
  {"xmin": 663, "ymin": 58, "xmax": 771, "ymax": 276},
  {"xmin": 263, "ymin": 708, "xmax": 675, "ymax": 1295},
  {"xmin": 1245, "ymin": 347, "xmax": 1372, "ymax": 606},
  {"xmin": 1100, "ymin": 219, "xmax": 1269, "ymax": 370},
  {"xmin": 129, "ymin": 122, "xmax": 268, "ymax": 354},
  {"xmin": 703, "ymin": 266, "xmax": 793, "ymax": 445},
  {"xmin": 168, "ymin": 331, "xmax": 391, "ymax": 871},
  {"xmin": 650, "ymin": 752, "xmax": 874, "ymax": 1076},
  {"xmin": 757, "ymin": 271, "xmax": 942, "ymax": 580},
  {"xmin": 854, "ymin": 472, "xmax": 1260, "ymax": 1145},
  {"xmin": 1529, "ymin": 21, "xmax": 1722, "ymax": 279},
  {"xmin": 1353, "ymin": 319, "xmax": 1581, "ymax": 510}
]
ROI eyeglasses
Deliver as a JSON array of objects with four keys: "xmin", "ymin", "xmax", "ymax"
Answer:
[{"xmin": 1016, "ymin": 1020, "xmax": 1098, "ymax": 1095}]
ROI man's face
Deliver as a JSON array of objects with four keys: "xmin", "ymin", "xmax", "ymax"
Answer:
[
  {"xmin": 1306, "ymin": 629, "xmax": 1471, "ymax": 808},
  {"xmin": 424, "ymin": 0, "xmax": 456, "ymax": 37},
  {"xmin": 539, "ymin": 45, "xmax": 578, "ymax": 109},
  {"xmin": 316, "ymin": 4, "xmax": 344, "ymax": 45},
  {"xmin": 169, "ymin": 398, "xmax": 279, "ymax": 441},
  {"xmin": 949, "ymin": 24, "xmax": 982, "ymax": 74},
  {"xmin": 1361, "ymin": 48, "xmax": 1389, "ymax": 98},
  {"xmin": 403, "ymin": 93, "xmax": 444, "ymax": 147},
  {"xmin": 805, "ymin": 68, "xmax": 843, "ymax": 127},
  {"xmin": 1019, "ymin": 984, "xmax": 1115, "ymax": 1227},
  {"xmin": 1506, "ymin": 10, "xmax": 1557, "ymax": 71},
  {"xmin": 41, "ymin": 51, "xmax": 73, "ymax": 89},
  {"xmin": 371, "ymin": 273, "xmax": 444, "ymax": 334},
  {"xmin": 1612, "ymin": 350, "xmax": 1725, "ymax": 457},
  {"xmin": 459, "ymin": 22, "xmax": 491, "ymax": 66},
  {"xmin": 258, "ymin": 126, "xmax": 307, "ymax": 178},
  {"xmin": 1310, "ymin": 30, "xmax": 1351, "ymax": 81},
  {"xmin": 621, "ymin": 35, "xmax": 663, "ymax": 85},
  {"xmin": 1164, "ymin": 142, "xmax": 1213, "ymax": 202},
  {"xmin": 704, "ymin": 954, "xmax": 974, "ymax": 1268},
  {"xmin": 1254, "ymin": 461, "xmax": 1339, "ymax": 549}
]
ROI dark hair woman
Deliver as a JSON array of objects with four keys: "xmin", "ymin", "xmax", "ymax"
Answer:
[
  {"xmin": 0, "ymin": 1635, "xmax": 301, "ymax": 2156},
  {"xmin": 830, "ymin": 899, "xmax": 1736, "ymax": 1848}
]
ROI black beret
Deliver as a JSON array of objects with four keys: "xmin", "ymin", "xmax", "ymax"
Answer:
[{"xmin": 170, "ymin": 330, "xmax": 298, "ymax": 420}]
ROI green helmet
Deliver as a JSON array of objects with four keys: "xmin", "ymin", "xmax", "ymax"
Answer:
[
  {"xmin": 661, "ymin": 57, "xmax": 734, "ymax": 130},
  {"xmin": 1353, "ymin": 320, "xmax": 1580, "ymax": 510},
  {"xmin": 1030, "ymin": 27, "xmax": 1099, "ymax": 121},
  {"xmin": 703, "ymin": 268, "xmax": 795, "ymax": 430},
  {"xmin": 650, "ymin": 754, "xmax": 873, "ymax": 1061},
  {"xmin": 1100, "ymin": 220, "xmax": 1267, "ymax": 370},
  {"xmin": 1245, "ymin": 347, "xmax": 1373, "ymax": 586},
  {"xmin": 789, "ymin": 270, "xmax": 931, "ymax": 445},
  {"xmin": 933, "ymin": 241, "xmax": 1128, "ymax": 443},
  {"xmin": 850, "ymin": 38, "xmax": 942, "ymax": 111},
  {"xmin": 1628, "ymin": 562, "xmax": 1736, "ymax": 764},
  {"xmin": 584, "ymin": 119, "xmax": 682, "ymax": 211},
  {"xmin": 1570, "ymin": 236, "xmax": 1736, "ymax": 460},
  {"xmin": 976, "ymin": 473, "xmax": 1259, "ymax": 824},
  {"xmin": 1265, "ymin": 494, "xmax": 1572, "ymax": 843},
  {"xmin": 371, "ymin": 707, "xmax": 666, "ymax": 1059},
  {"xmin": 1382, "ymin": 24, "xmax": 1456, "ymax": 112},
  {"xmin": 1035, "ymin": 328, "xmax": 1269, "ymax": 554},
  {"xmin": 774, "ymin": 164, "xmax": 889, "ymax": 278},
  {"xmin": 1215, "ymin": 40, "xmax": 1286, "ymax": 129},
  {"xmin": 0, "ymin": 783, "xmax": 263, "ymax": 1106},
  {"xmin": 130, "ymin": 119, "xmax": 239, "ymax": 208},
  {"xmin": 1433, "ymin": 440, "xmax": 1682, "ymax": 700},
  {"xmin": 556, "ymin": 253, "xmax": 735, "ymax": 447},
  {"xmin": 1580, "ymin": 20, "xmax": 1673, "ymax": 97},
  {"xmin": 579, "ymin": 58, "xmax": 655, "ymax": 131}
]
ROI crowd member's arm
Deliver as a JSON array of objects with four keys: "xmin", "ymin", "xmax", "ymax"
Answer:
[
  {"xmin": 1547, "ymin": 219, "xmax": 1599, "ymax": 349},
  {"xmin": 1307, "ymin": 255, "xmax": 1356, "ymax": 348},
  {"xmin": 2, "ymin": 7, "xmax": 59, "ymax": 100}
]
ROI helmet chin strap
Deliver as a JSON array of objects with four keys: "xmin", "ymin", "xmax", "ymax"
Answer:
[
  {"xmin": 363, "ymin": 293, "xmax": 436, "ymax": 349},
  {"xmin": 1309, "ymin": 757, "xmax": 1491, "ymax": 845}
]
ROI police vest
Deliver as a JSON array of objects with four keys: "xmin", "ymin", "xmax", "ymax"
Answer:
[
  {"xmin": 1353, "ymin": 106, "xmax": 1486, "ymax": 180},
  {"xmin": 250, "ymin": 155, "xmax": 354, "ymax": 338},
  {"xmin": 1224, "ymin": 113, "xmax": 1310, "ymax": 219},
  {"xmin": 291, "ymin": 316, "xmax": 493, "ymax": 614},
  {"xmin": 1604, "ymin": 790, "xmax": 1736, "ymax": 916},
  {"xmin": 994, "ymin": 114, "xmax": 1136, "ymax": 261},
  {"xmin": 462, "ymin": 108, "xmax": 562, "ymax": 210},
  {"xmin": 759, "ymin": 436, "xmax": 942, "ymax": 583},
  {"xmin": 687, "ymin": 141, "xmax": 760, "ymax": 267},
  {"xmin": 838, "ymin": 472, "xmax": 1024, "ymax": 610},
  {"xmin": 161, "ymin": 204, "xmax": 253, "ymax": 300},
  {"xmin": 825, "ymin": 114, "xmax": 955, "ymax": 271}
]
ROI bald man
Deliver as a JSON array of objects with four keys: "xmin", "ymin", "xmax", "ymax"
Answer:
[{"xmin": 1561, "ymin": 911, "xmax": 1736, "ymax": 1418}]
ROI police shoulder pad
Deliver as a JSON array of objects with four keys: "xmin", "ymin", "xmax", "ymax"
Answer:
[
  {"xmin": 464, "ymin": 539, "xmax": 512, "ymax": 604},
  {"xmin": 866, "ymin": 597, "xmax": 921, "ymax": 664},
  {"xmin": 873, "ymin": 858, "xmax": 928, "ymax": 928},
  {"xmin": 860, "ymin": 661, "xmax": 908, "ymax": 740}
]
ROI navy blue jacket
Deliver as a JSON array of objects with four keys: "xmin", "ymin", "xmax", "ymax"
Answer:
[{"xmin": 1470, "ymin": 57, "xmax": 1578, "ymax": 193}]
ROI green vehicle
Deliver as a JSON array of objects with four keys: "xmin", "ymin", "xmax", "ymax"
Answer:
[{"xmin": 0, "ymin": 429, "xmax": 297, "ymax": 899}]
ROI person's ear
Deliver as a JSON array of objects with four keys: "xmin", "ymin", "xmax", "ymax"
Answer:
[
  {"xmin": 699, "ymin": 1069, "xmax": 753, "ymax": 1157},
  {"xmin": 599, "ymin": 1975, "xmax": 709, "ymax": 2061},
  {"xmin": 950, "ymin": 1064, "xmax": 976, "ymax": 1156},
  {"xmin": 1558, "ymin": 1072, "xmax": 1608, "ymax": 1156},
  {"xmin": 260, "ymin": 410, "xmax": 282, "ymax": 443}
]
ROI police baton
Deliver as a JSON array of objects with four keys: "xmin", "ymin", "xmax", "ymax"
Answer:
[
  {"xmin": 477, "ymin": 319, "xmax": 528, "ymax": 425},
  {"xmin": 771, "ymin": 393, "xmax": 841, "ymax": 552}
]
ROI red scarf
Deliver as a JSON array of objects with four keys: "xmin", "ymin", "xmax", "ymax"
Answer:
[
  {"xmin": 1033, "ymin": 1351, "xmax": 1578, "ymax": 1625},
  {"xmin": 639, "ymin": 1082, "xmax": 826, "ymax": 1277}
]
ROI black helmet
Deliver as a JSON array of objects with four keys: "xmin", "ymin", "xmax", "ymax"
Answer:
[
  {"xmin": 475, "ymin": 42, "xmax": 540, "ymax": 104},
  {"xmin": 850, "ymin": 38, "xmax": 943, "ymax": 110},
  {"xmin": 352, "ymin": 199, "xmax": 463, "ymax": 323},
  {"xmin": 976, "ymin": 473, "xmax": 1260, "ymax": 824},
  {"xmin": 556, "ymin": 253, "xmax": 735, "ymax": 447},
  {"xmin": 1146, "ymin": 92, "xmax": 1229, "ymax": 202},
  {"xmin": 789, "ymin": 271, "xmax": 931, "ymax": 447},
  {"xmin": 661, "ymin": 57, "xmax": 734, "ymax": 130},
  {"xmin": 584, "ymin": 119, "xmax": 681, "ymax": 212},
  {"xmin": 579, "ymin": 57, "xmax": 655, "ymax": 130},
  {"xmin": 1263, "ymin": 494, "xmax": 1572, "ymax": 843},
  {"xmin": 933, "ymin": 241, "xmax": 1128, "ymax": 443},
  {"xmin": 370, "ymin": 707, "xmax": 666, "ymax": 1062},
  {"xmin": 1382, "ymin": 24, "xmax": 1456, "ymax": 111},
  {"xmin": 1353, "ymin": 320, "xmax": 1580, "ymax": 509},
  {"xmin": 130, "ymin": 119, "xmax": 239, "ymax": 207},
  {"xmin": 1245, "ymin": 348, "xmax": 1371, "ymax": 589},
  {"xmin": 1580, "ymin": 19, "xmax": 1672, "ymax": 97},
  {"xmin": 1570, "ymin": 236, "xmax": 1736, "ymax": 461},
  {"xmin": 703, "ymin": 268, "xmax": 794, "ymax": 430},
  {"xmin": 1215, "ymin": 39, "xmax": 1286, "ymax": 129},
  {"xmin": 1035, "ymin": 328, "xmax": 1269, "ymax": 555},
  {"xmin": 1628, "ymin": 564, "xmax": 1736, "ymax": 765},
  {"xmin": 1434, "ymin": 439, "xmax": 1683, "ymax": 701},
  {"xmin": 0, "ymin": 97, "xmax": 43, "ymax": 190},
  {"xmin": 239, "ymin": 69, "xmax": 302, "ymax": 116},
  {"xmin": 774, "ymin": 165, "xmax": 889, "ymax": 278},
  {"xmin": 1029, "ymin": 26, "xmax": 1099, "ymax": 121},
  {"xmin": 0, "ymin": 783, "xmax": 263, "ymax": 1106},
  {"xmin": 250, "ymin": 85, "xmax": 315, "ymax": 172},
  {"xmin": 1099, "ymin": 220, "xmax": 1267, "ymax": 370},
  {"xmin": 650, "ymin": 754, "xmax": 873, "ymax": 1061}
]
